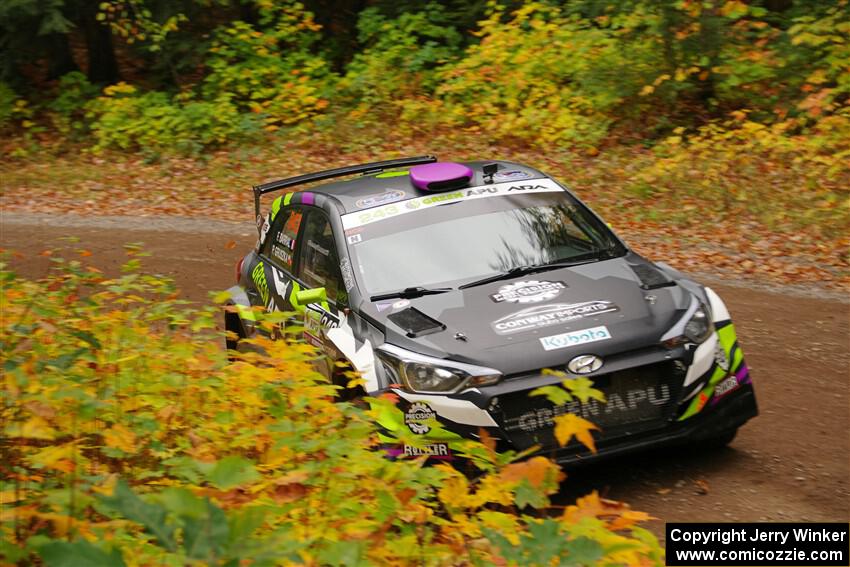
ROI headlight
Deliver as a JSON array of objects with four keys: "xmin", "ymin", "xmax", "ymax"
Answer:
[
  {"xmin": 377, "ymin": 344, "xmax": 501, "ymax": 394},
  {"xmin": 661, "ymin": 298, "xmax": 714, "ymax": 347},
  {"xmin": 684, "ymin": 304, "xmax": 713, "ymax": 343}
]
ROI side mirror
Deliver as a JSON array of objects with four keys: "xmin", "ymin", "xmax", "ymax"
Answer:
[{"xmin": 291, "ymin": 287, "xmax": 328, "ymax": 312}]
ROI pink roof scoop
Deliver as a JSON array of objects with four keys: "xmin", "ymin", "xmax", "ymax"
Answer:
[{"xmin": 409, "ymin": 162, "xmax": 473, "ymax": 191}]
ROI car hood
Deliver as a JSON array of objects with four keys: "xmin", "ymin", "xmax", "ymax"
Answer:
[{"xmin": 360, "ymin": 253, "xmax": 694, "ymax": 375}]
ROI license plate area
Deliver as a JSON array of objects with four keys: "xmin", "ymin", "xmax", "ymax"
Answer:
[{"xmin": 497, "ymin": 361, "xmax": 685, "ymax": 451}]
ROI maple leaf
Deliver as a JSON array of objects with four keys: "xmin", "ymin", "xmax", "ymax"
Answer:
[
  {"xmin": 562, "ymin": 377, "xmax": 605, "ymax": 403},
  {"xmin": 553, "ymin": 413, "xmax": 599, "ymax": 452},
  {"xmin": 499, "ymin": 456, "xmax": 564, "ymax": 488}
]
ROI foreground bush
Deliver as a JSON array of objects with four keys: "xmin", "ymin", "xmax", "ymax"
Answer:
[{"xmin": 0, "ymin": 252, "xmax": 662, "ymax": 565}]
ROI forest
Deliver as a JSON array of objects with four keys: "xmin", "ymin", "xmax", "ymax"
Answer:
[{"xmin": 1, "ymin": 1, "xmax": 848, "ymax": 564}]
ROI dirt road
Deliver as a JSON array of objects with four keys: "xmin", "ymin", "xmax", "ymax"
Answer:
[{"xmin": 2, "ymin": 212, "xmax": 848, "ymax": 533}]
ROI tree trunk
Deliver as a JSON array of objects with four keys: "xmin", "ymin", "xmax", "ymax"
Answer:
[
  {"xmin": 79, "ymin": 2, "xmax": 119, "ymax": 84},
  {"xmin": 46, "ymin": 33, "xmax": 79, "ymax": 80}
]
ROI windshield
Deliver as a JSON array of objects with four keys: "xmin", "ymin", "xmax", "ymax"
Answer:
[{"xmin": 343, "ymin": 187, "xmax": 623, "ymax": 297}]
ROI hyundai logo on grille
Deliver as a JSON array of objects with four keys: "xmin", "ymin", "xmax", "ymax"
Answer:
[{"xmin": 568, "ymin": 354, "xmax": 603, "ymax": 374}]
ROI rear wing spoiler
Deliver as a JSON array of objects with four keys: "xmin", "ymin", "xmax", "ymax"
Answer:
[{"xmin": 252, "ymin": 155, "xmax": 438, "ymax": 225}]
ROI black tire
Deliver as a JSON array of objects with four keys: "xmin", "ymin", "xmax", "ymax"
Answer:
[{"xmin": 224, "ymin": 309, "xmax": 244, "ymax": 360}]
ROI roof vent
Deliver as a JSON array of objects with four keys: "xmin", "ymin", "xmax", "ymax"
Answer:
[{"xmin": 409, "ymin": 162, "xmax": 472, "ymax": 192}]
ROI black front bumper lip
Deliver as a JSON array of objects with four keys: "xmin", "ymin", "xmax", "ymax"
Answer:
[{"xmin": 537, "ymin": 384, "xmax": 758, "ymax": 466}]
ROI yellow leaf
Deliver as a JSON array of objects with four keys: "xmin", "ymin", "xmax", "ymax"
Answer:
[
  {"xmin": 639, "ymin": 85, "xmax": 654, "ymax": 96},
  {"xmin": 553, "ymin": 413, "xmax": 598, "ymax": 452},
  {"xmin": 10, "ymin": 416, "xmax": 57, "ymax": 440},
  {"xmin": 28, "ymin": 441, "xmax": 78, "ymax": 470},
  {"xmin": 103, "ymin": 423, "xmax": 137, "ymax": 453}
]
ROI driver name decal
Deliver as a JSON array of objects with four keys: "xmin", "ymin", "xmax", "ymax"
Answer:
[
  {"xmin": 539, "ymin": 325, "xmax": 611, "ymax": 351},
  {"xmin": 490, "ymin": 280, "xmax": 567, "ymax": 304}
]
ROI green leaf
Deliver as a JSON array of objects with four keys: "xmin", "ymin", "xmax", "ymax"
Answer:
[
  {"xmin": 563, "ymin": 377, "xmax": 605, "ymax": 403},
  {"xmin": 206, "ymin": 456, "xmax": 259, "ymax": 489},
  {"xmin": 99, "ymin": 480, "xmax": 177, "ymax": 552},
  {"xmin": 514, "ymin": 479, "xmax": 547, "ymax": 509},
  {"xmin": 39, "ymin": 540, "xmax": 126, "ymax": 567},
  {"xmin": 565, "ymin": 536, "xmax": 605, "ymax": 565},
  {"xmin": 529, "ymin": 384, "xmax": 573, "ymax": 405},
  {"xmin": 182, "ymin": 500, "xmax": 229, "ymax": 560}
]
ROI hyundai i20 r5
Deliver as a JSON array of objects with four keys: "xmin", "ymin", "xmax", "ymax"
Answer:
[{"xmin": 225, "ymin": 156, "xmax": 757, "ymax": 464}]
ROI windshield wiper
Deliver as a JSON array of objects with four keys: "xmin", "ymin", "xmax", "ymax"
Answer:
[
  {"xmin": 459, "ymin": 251, "xmax": 610, "ymax": 290},
  {"xmin": 370, "ymin": 286, "xmax": 453, "ymax": 302}
]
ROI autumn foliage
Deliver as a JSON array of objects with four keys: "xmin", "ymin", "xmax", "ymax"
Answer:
[{"xmin": 0, "ymin": 252, "xmax": 662, "ymax": 565}]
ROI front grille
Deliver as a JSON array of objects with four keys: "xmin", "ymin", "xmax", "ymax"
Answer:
[{"xmin": 495, "ymin": 361, "xmax": 685, "ymax": 451}]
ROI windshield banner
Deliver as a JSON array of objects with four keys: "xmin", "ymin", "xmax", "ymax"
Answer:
[{"xmin": 341, "ymin": 178, "xmax": 564, "ymax": 230}]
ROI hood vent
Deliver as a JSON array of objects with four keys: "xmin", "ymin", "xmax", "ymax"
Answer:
[
  {"xmin": 629, "ymin": 263, "xmax": 676, "ymax": 290},
  {"xmin": 387, "ymin": 308, "xmax": 446, "ymax": 338}
]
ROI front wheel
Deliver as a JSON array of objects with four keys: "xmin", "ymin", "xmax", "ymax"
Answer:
[{"xmin": 705, "ymin": 427, "xmax": 738, "ymax": 448}]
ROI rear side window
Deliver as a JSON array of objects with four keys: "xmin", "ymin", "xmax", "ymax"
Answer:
[
  {"xmin": 263, "ymin": 206, "xmax": 304, "ymax": 270},
  {"xmin": 298, "ymin": 211, "xmax": 345, "ymax": 304}
]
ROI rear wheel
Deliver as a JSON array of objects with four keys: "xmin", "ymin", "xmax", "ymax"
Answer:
[{"xmin": 224, "ymin": 309, "xmax": 244, "ymax": 361}]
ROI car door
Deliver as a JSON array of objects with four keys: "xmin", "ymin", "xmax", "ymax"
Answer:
[
  {"xmin": 248, "ymin": 204, "xmax": 306, "ymax": 318},
  {"xmin": 291, "ymin": 209, "xmax": 349, "ymax": 378}
]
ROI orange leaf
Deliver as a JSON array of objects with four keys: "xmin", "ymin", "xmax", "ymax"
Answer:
[
  {"xmin": 500, "ymin": 456, "xmax": 564, "ymax": 488},
  {"xmin": 225, "ymin": 240, "xmax": 237, "ymax": 249}
]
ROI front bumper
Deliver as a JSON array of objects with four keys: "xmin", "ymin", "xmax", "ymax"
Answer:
[{"xmin": 547, "ymin": 383, "xmax": 757, "ymax": 466}]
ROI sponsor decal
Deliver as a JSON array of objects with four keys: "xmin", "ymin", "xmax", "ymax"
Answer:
[
  {"xmin": 347, "ymin": 233, "xmax": 363, "ymax": 245},
  {"xmin": 539, "ymin": 325, "xmax": 611, "ymax": 351},
  {"xmin": 714, "ymin": 341, "xmax": 730, "ymax": 371},
  {"xmin": 251, "ymin": 262, "xmax": 269, "ymax": 306},
  {"xmin": 340, "ymin": 258, "xmax": 355, "ymax": 291},
  {"xmin": 490, "ymin": 280, "xmax": 567, "ymax": 304},
  {"xmin": 341, "ymin": 178, "xmax": 564, "ymax": 229},
  {"xmin": 355, "ymin": 189, "xmax": 406, "ymax": 209},
  {"xmin": 493, "ymin": 169, "xmax": 532, "ymax": 182},
  {"xmin": 491, "ymin": 300, "xmax": 619, "ymax": 335},
  {"xmin": 403, "ymin": 443, "xmax": 449, "ymax": 457},
  {"xmin": 714, "ymin": 375, "xmax": 740, "ymax": 398},
  {"xmin": 405, "ymin": 402, "xmax": 436, "ymax": 434},
  {"xmin": 506, "ymin": 384, "xmax": 671, "ymax": 433},
  {"xmin": 307, "ymin": 239, "xmax": 329, "ymax": 256}
]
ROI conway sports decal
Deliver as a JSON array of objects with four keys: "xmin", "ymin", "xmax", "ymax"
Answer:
[
  {"xmin": 539, "ymin": 325, "xmax": 612, "ymax": 351},
  {"xmin": 490, "ymin": 280, "xmax": 567, "ymax": 304},
  {"xmin": 492, "ymin": 301, "xmax": 619, "ymax": 335},
  {"xmin": 340, "ymin": 177, "xmax": 563, "ymax": 229}
]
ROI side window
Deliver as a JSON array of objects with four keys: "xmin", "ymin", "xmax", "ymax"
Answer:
[
  {"xmin": 297, "ymin": 211, "xmax": 346, "ymax": 305},
  {"xmin": 263, "ymin": 206, "xmax": 304, "ymax": 271}
]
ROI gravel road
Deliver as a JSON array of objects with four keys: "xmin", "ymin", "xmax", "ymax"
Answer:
[{"xmin": 2, "ymin": 211, "xmax": 847, "ymax": 535}]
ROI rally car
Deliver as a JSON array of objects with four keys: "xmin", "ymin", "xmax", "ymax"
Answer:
[{"xmin": 225, "ymin": 156, "xmax": 757, "ymax": 464}]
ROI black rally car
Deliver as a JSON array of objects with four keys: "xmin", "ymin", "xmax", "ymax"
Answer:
[{"xmin": 225, "ymin": 156, "xmax": 756, "ymax": 463}]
